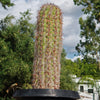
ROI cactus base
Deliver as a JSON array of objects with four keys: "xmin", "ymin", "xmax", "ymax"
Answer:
[{"xmin": 13, "ymin": 89, "xmax": 80, "ymax": 100}]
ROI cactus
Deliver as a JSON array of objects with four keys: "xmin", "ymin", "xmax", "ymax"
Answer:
[{"xmin": 32, "ymin": 3, "xmax": 62, "ymax": 89}]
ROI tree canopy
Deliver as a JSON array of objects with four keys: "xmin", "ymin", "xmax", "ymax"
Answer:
[
  {"xmin": 0, "ymin": 10, "xmax": 36, "ymax": 98},
  {"xmin": 73, "ymin": 0, "xmax": 100, "ymax": 22},
  {"xmin": 73, "ymin": 0, "xmax": 100, "ymax": 70},
  {"xmin": 60, "ymin": 49, "xmax": 77, "ymax": 91}
]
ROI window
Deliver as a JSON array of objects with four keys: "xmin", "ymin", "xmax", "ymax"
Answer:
[
  {"xmin": 80, "ymin": 86, "xmax": 84, "ymax": 92},
  {"xmin": 88, "ymin": 89, "xmax": 93, "ymax": 93}
]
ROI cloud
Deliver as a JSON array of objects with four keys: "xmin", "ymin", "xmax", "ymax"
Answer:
[
  {"xmin": 66, "ymin": 55, "xmax": 83, "ymax": 62},
  {"xmin": 96, "ymin": 23, "xmax": 100, "ymax": 30},
  {"xmin": 71, "ymin": 55, "xmax": 83, "ymax": 62},
  {"xmin": 63, "ymin": 34, "xmax": 80, "ymax": 48},
  {"xmin": 0, "ymin": 4, "xmax": 9, "ymax": 19},
  {"xmin": 61, "ymin": 0, "xmax": 83, "ymax": 18},
  {"xmin": 62, "ymin": 16, "xmax": 81, "ymax": 55}
]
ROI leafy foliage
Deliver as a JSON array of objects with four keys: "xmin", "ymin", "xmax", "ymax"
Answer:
[
  {"xmin": 73, "ymin": 0, "xmax": 100, "ymax": 70},
  {"xmin": 60, "ymin": 49, "xmax": 77, "ymax": 91},
  {"xmin": 73, "ymin": 0, "xmax": 100, "ymax": 22},
  {"xmin": 73, "ymin": 58, "xmax": 100, "ymax": 79},
  {"xmin": 60, "ymin": 50, "xmax": 100, "ymax": 90},
  {"xmin": 0, "ymin": 97, "xmax": 15, "ymax": 100},
  {"xmin": 76, "ymin": 17, "xmax": 100, "ymax": 61},
  {"xmin": 0, "ymin": 0, "xmax": 14, "ymax": 9},
  {"xmin": 0, "ymin": 10, "xmax": 36, "ymax": 98}
]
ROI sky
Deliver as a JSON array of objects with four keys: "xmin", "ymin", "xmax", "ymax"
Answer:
[{"xmin": 0, "ymin": 0, "xmax": 84, "ymax": 60}]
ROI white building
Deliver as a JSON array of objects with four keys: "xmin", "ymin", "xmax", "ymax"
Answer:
[{"xmin": 72, "ymin": 75, "xmax": 100, "ymax": 100}]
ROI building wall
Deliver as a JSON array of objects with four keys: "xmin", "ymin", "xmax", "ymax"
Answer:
[
  {"xmin": 77, "ymin": 83, "xmax": 99, "ymax": 100},
  {"xmin": 72, "ymin": 76, "xmax": 100, "ymax": 100}
]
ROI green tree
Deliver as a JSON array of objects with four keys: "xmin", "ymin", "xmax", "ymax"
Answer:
[
  {"xmin": 73, "ymin": 0, "xmax": 100, "ymax": 22},
  {"xmin": 0, "ymin": 10, "xmax": 36, "ymax": 99},
  {"xmin": 60, "ymin": 49, "xmax": 77, "ymax": 91},
  {"xmin": 74, "ymin": 0, "xmax": 100, "ymax": 69},
  {"xmin": 0, "ymin": 0, "xmax": 14, "ymax": 9},
  {"xmin": 74, "ymin": 58, "xmax": 100, "ymax": 79},
  {"xmin": 76, "ymin": 17, "xmax": 100, "ymax": 67}
]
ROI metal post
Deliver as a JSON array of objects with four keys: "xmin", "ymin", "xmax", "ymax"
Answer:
[{"xmin": 93, "ymin": 92, "xmax": 95, "ymax": 100}]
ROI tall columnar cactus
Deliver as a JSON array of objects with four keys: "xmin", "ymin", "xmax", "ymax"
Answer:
[{"xmin": 32, "ymin": 4, "xmax": 62, "ymax": 89}]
